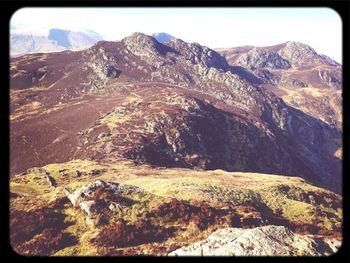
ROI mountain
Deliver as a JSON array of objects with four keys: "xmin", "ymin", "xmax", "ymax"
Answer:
[
  {"xmin": 152, "ymin": 32, "xmax": 175, "ymax": 43},
  {"xmin": 216, "ymin": 41, "xmax": 342, "ymax": 128},
  {"xmin": 10, "ymin": 33, "xmax": 342, "ymax": 256},
  {"xmin": 10, "ymin": 28, "xmax": 103, "ymax": 56},
  {"xmin": 10, "ymin": 33, "xmax": 342, "ymax": 193}
]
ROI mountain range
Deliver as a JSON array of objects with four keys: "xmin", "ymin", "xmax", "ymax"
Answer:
[
  {"xmin": 10, "ymin": 27, "xmax": 103, "ymax": 56},
  {"xmin": 10, "ymin": 32, "xmax": 342, "ymax": 256}
]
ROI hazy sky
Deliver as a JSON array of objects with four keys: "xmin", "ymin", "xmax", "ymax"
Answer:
[{"xmin": 11, "ymin": 7, "xmax": 342, "ymax": 63}]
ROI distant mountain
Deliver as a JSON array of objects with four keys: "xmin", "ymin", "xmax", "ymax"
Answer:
[
  {"xmin": 10, "ymin": 28, "xmax": 103, "ymax": 56},
  {"xmin": 152, "ymin": 32, "xmax": 175, "ymax": 43},
  {"xmin": 216, "ymin": 41, "xmax": 342, "ymax": 128}
]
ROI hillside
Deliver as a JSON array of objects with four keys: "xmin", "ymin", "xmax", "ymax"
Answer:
[
  {"xmin": 10, "ymin": 33, "xmax": 342, "ymax": 193},
  {"xmin": 10, "ymin": 159, "xmax": 342, "ymax": 256},
  {"xmin": 216, "ymin": 41, "xmax": 342, "ymax": 128},
  {"xmin": 9, "ymin": 32, "xmax": 343, "ymax": 256}
]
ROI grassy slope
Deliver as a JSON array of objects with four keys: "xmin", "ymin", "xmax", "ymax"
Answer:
[{"xmin": 10, "ymin": 159, "xmax": 342, "ymax": 256}]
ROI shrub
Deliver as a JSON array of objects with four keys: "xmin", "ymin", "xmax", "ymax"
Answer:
[
  {"xmin": 14, "ymin": 228, "xmax": 76, "ymax": 256},
  {"xmin": 148, "ymin": 198, "xmax": 240, "ymax": 230},
  {"xmin": 91, "ymin": 218, "xmax": 175, "ymax": 248},
  {"xmin": 10, "ymin": 206, "xmax": 76, "ymax": 255}
]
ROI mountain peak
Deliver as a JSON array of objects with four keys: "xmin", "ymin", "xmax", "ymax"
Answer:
[
  {"xmin": 122, "ymin": 32, "xmax": 156, "ymax": 44},
  {"xmin": 278, "ymin": 41, "xmax": 326, "ymax": 66},
  {"xmin": 152, "ymin": 32, "xmax": 175, "ymax": 43},
  {"xmin": 122, "ymin": 32, "xmax": 167, "ymax": 58}
]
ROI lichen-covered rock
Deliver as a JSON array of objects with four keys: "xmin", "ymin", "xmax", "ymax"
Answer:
[{"xmin": 169, "ymin": 225, "xmax": 340, "ymax": 256}]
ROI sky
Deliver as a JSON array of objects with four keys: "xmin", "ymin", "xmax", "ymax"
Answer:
[{"xmin": 10, "ymin": 7, "xmax": 342, "ymax": 63}]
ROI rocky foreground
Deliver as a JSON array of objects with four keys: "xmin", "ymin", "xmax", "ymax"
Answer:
[
  {"xmin": 169, "ymin": 225, "xmax": 340, "ymax": 256},
  {"xmin": 10, "ymin": 159, "xmax": 342, "ymax": 256}
]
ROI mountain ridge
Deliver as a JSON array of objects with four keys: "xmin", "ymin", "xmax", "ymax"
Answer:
[{"xmin": 10, "ymin": 32, "xmax": 342, "ymax": 193}]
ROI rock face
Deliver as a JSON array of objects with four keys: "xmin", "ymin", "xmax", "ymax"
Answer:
[
  {"xmin": 236, "ymin": 48, "xmax": 291, "ymax": 70},
  {"xmin": 168, "ymin": 225, "xmax": 341, "ymax": 256},
  {"xmin": 277, "ymin": 41, "xmax": 339, "ymax": 67}
]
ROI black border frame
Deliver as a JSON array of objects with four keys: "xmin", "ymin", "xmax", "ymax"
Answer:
[{"xmin": 1, "ymin": 0, "xmax": 349, "ymax": 262}]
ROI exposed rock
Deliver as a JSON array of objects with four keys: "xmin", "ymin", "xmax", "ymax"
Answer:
[
  {"xmin": 318, "ymin": 70, "xmax": 341, "ymax": 88},
  {"xmin": 236, "ymin": 48, "xmax": 291, "ymax": 70},
  {"xmin": 44, "ymin": 172, "xmax": 57, "ymax": 189},
  {"xmin": 98, "ymin": 132, "xmax": 110, "ymax": 139},
  {"xmin": 74, "ymin": 170, "xmax": 82, "ymax": 177},
  {"xmin": 169, "ymin": 225, "xmax": 340, "ymax": 256},
  {"xmin": 291, "ymin": 78, "xmax": 308, "ymax": 88},
  {"xmin": 62, "ymin": 180, "xmax": 146, "ymax": 228},
  {"xmin": 167, "ymin": 38, "xmax": 229, "ymax": 70},
  {"xmin": 89, "ymin": 169, "xmax": 104, "ymax": 176},
  {"xmin": 122, "ymin": 32, "xmax": 169, "ymax": 66},
  {"xmin": 63, "ymin": 180, "xmax": 118, "ymax": 207},
  {"xmin": 108, "ymin": 202, "xmax": 123, "ymax": 212},
  {"xmin": 80, "ymin": 200, "xmax": 102, "ymax": 217},
  {"xmin": 277, "ymin": 41, "xmax": 332, "ymax": 67},
  {"xmin": 105, "ymin": 142, "xmax": 116, "ymax": 154}
]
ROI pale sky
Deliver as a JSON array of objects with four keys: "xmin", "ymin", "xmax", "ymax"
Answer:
[{"xmin": 11, "ymin": 7, "xmax": 342, "ymax": 63}]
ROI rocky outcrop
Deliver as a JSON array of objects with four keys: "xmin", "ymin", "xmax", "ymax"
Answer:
[
  {"xmin": 64, "ymin": 180, "xmax": 119, "ymax": 207},
  {"xmin": 167, "ymin": 38, "xmax": 229, "ymax": 70},
  {"xmin": 63, "ymin": 180, "xmax": 144, "ymax": 227},
  {"xmin": 318, "ymin": 70, "xmax": 342, "ymax": 88},
  {"xmin": 236, "ymin": 48, "xmax": 291, "ymax": 70},
  {"xmin": 169, "ymin": 225, "xmax": 341, "ymax": 256},
  {"xmin": 44, "ymin": 172, "xmax": 57, "ymax": 189},
  {"xmin": 277, "ymin": 41, "xmax": 336, "ymax": 67}
]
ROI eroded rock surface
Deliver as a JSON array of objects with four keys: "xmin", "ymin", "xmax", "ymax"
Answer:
[{"xmin": 169, "ymin": 225, "xmax": 341, "ymax": 256}]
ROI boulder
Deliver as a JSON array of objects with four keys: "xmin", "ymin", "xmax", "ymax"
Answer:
[
  {"xmin": 74, "ymin": 170, "xmax": 82, "ymax": 177},
  {"xmin": 108, "ymin": 202, "xmax": 123, "ymax": 212},
  {"xmin": 105, "ymin": 142, "xmax": 116, "ymax": 154},
  {"xmin": 63, "ymin": 180, "xmax": 118, "ymax": 206},
  {"xmin": 80, "ymin": 200, "xmax": 102, "ymax": 216},
  {"xmin": 168, "ymin": 225, "xmax": 340, "ymax": 256},
  {"xmin": 44, "ymin": 172, "xmax": 57, "ymax": 189}
]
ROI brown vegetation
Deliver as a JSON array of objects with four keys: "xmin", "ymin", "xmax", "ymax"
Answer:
[
  {"xmin": 10, "ymin": 203, "xmax": 76, "ymax": 255},
  {"xmin": 148, "ymin": 198, "xmax": 241, "ymax": 230},
  {"xmin": 91, "ymin": 218, "xmax": 175, "ymax": 249}
]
